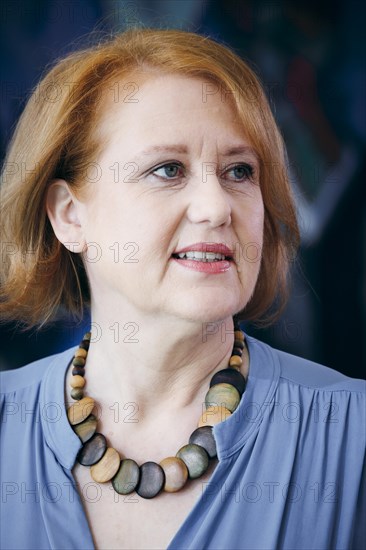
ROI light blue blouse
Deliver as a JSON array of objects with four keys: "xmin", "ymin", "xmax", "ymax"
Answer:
[{"xmin": 1, "ymin": 335, "xmax": 365, "ymax": 549}]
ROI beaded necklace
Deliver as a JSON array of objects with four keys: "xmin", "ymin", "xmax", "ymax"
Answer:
[{"xmin": 67, "ymin": 320, "xmax": 247, "ymax": 499}]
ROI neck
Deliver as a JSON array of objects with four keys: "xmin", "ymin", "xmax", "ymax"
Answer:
[{"xmin": 82, "ymin": 311, "xmax": 242, "ymax": 415}]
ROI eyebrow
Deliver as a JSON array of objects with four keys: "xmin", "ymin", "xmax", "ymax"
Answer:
[
  {"xmin": 138, "ymin": 145, "xmax": 189, "ymax": 156},
  {"xmin": 134, "ymin": 144, "xmax": 259, "ymax": 159},
  {"xmin": 221, "ymin": 145, "xmax": 259, "ymax": 159}
]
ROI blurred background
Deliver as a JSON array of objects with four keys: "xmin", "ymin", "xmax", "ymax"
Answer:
[{"xmin": 0, "ymin": 0, "xmax": 365, "ymax": 378}]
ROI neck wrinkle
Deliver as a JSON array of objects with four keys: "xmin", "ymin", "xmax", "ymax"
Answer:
[{"xmin": 81, "ymin": 315, "xmax": 236, "ymax": 415}]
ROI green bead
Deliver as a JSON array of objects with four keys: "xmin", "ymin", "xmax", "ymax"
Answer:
[
  {"xmin": 73, "ymin": 356, "xmax": 86, "ymax": 367},
  {"xmin": 176, "ymin": 444, "xmax": 209, "ymax": 479},
  {"xmin": 73, "ymin": 414, "xmax": 97, "ymax": 443},
  {"xmin": 70, "ymin": 388, "xmax": 84, "ymax": 400},
  {"xmin": 112, "ymin": 459, "xmax": 140, "ymax": 495},
  {"xmin": 205, "ymin": 383, "xmax": 240, "ymax": 412}
]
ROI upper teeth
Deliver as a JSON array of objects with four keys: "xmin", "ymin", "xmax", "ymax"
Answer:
[{"xmin": 177, "ymin": 251, "xmax": 227, "ymax": 260}]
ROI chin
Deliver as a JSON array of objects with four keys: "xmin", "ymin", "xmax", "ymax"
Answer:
[{"xmin": 173, "ymin": 297, "xmax": 242, "ymax": 325}]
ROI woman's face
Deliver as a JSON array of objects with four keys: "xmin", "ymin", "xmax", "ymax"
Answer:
[{"xmin": 77, "ymin": 73, "xmax": 264, "ymax": 323}]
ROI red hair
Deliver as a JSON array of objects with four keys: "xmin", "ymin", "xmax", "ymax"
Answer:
[{"xmin": 0, "ymin": 28, "xmax": 299, "ymax": 330}]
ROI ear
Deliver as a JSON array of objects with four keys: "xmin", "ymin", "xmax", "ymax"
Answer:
[{"xmin": 46, "ymin": 179, "xmax": 86, "ymax": 253}]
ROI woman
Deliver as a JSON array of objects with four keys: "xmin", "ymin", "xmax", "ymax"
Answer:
[{"xmin": 0, "ymin": 28, "xmax": 364, "ymax": 550}]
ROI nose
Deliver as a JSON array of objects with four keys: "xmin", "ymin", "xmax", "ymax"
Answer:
[{"xmin": 186, "ymin": 169, "xmax": 232, "ymax": 228}]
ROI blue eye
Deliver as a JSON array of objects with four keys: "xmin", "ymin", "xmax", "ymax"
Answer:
[
  {"xmin": 151, "ymin": 163, "xmax": 184, "ymax": 179},
  {"xmin": 225, "ymin": 164, "xmax": 254, "ymax": 181}
]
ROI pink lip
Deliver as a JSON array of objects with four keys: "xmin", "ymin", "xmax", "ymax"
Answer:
[
  {"xmin": 171, "ymin": 257, "xmax": 232, "ymax": 273},
  {"xmin": 173, "ymin": 242, "xmax": 234, "ymax": 257}
]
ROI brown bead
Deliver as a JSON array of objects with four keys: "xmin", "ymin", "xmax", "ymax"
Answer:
[
  {"xmin": 160, "ymin": 457, "xmax": 188, "ymax": 493},
  {"xmin": 198, "ymin": 405, "xmax": 231, "ymax": 427},
  {"xmin": 112, "ymin": 459, "xmax": 140, "ymax": 495},
  {"xmin": 79, "ymin": 339, "xmax": 90, "ymax": 351},
  {"xmin": 70, "ymin": 388, "xmax": 84, "ymax": 400},
  {"xmin": 205, "ymin": 383, "xmax": 240, "ymax": 413},
  {"xmin": 77, "ymin": 433, "xmax": 107, "ymax": 466},
  {"xmin": 75, "ymin": 348, "xmax": 87, "ymax": 358},
  {"xmin": 210, "ymin": 368, "xmax": 246, "ymax": 396},
  {"xmin": 229, "ymin": 355, "xmax": 242, "ymax": 367},
  {"xmin": 234, "ymin": 339, "xmax": 245, "ymax": 350},
  {"xmin": 90, "ymin": 447, "xmax": 120, "ymax": 483},
  {"xmin": 72, "ymin": 366, "xmax": 85, "ymax": 376},
  {"xmin": 67, "ymin": 397, "xmax": 94, "ymax": 425},
  {"xmin": 83, "ymin": 332, "xmax": 91, "ymax": 340},
  {"xmin": 232, "ymin": 348, "xmax": 243, "ymax": 357},
  {"xmin": 70, "ymin": 375, "xmax": 85, "ymax": 389},
  {"xmin": 73, "ymin": 356, "xmax": 86, "ymax": 367},
  {"xmin": 229, "ymin": 364, "xmax": 241, "ymax": 372},
  {"xmin": 176, "ymin": 444, "xmax": 209, "ymax": 479},
  {"xmin": 234, "ymin": 330, "xmax": 245, "ymax": 341},
  {"xmin": 73, "ymin": 414, "xmax": 97, "ymax": 443}
]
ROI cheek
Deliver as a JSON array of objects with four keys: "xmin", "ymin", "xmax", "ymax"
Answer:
[
  {"xmin": 81, "ymin": 194, "xmax": 135, "ymax": 249},
  {"xmin": 239, "ymin": 200, "xmax": 264, "ymax": 241},
  {"xmin": 236, "ymin": 202, "xmax": 264, "ymax": 269},
  {"xmin": 82, "ymin": 205, "xmax": 171, "ymax": 274}
]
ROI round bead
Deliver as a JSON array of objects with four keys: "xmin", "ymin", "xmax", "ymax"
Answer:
[
  {"xmin": 77, "ymin": 433, "xmax": 107, "ymax": 466},
  {"xmin": 189, "ymin": 426, "xmax": 217, "ymax": 458},
  {"xmin": 83, "ymin": 332, "xmax": 91, "ymax": 340},
  {"xmin": 72, "ymin": 366, "xmax": 85, "ymax": 376},
  {"xmin": 90, "ymin": 447, "xmax": 120, "ymax": 483},
  {"xmin": 75, "ymin": 348, "xmax": 88, "ymax": 358},
  {"xmin": 229, "ymin": 355, "xmax": 242, "ymax": 367},
  {"xmin": 210, "ymin": 368, "xmax": 246, "ymax": 396},
  {"xmin": 112, "ymin": 459, "xmax": 140, "ymax": 495},
  {"xmin": 136, "ymin": 462, "xmax": 165, "ymax": 499},
  {"xmin": 73, "ymin": 356, "xmax": 86, "ymax": 367},
  {"xmin": 234, "ymin": 339, "xmax": 245, "ymax": 350},
  {"xmin": 234, "ymin": 330, "xmax": 245, "ymax": 341},
  {"xmin": 176, "ymin": 444, "xmax": 209, "ymax": 479},
  {"xmin": 198, "ymin": 405, "xmax": 231, "ymax": 427},
  {"xmin": 73, "ymin": 414, "xmax": 97, "ymax": 443},
  {"xmin": 205, "ymin": 383, "xmax": 240, "ymax": 412},
  {"xmin": 68, "ymin": 397, "xmax": 94, "ymax": 425},
  {"xmin": 159, "ymin": 457, "xmax": 188, "ymax": 493},
  {"xmin": 231, "ymin": 348, "xmax": 243, "ymax": 357},
  {"xmin": 70, "ymin": 375, "xmax": 85, "ymax": 389},
  {"xmin": 70, "ymin": 388, "xmax": 84, "ymax": 400}
]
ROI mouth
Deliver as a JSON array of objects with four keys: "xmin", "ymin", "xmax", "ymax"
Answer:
[
  {"xmin": 171, "ymin": 251, "xmax": 234, "ymax": 263},
  {"xmin": 171, "ymin": 242, "xmax": 235, "ymax": 264}
]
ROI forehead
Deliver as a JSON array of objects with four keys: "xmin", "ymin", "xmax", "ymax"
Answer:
[{"xmin": 95, "ymin": 72, "xmax": 250, "ymax": 145}]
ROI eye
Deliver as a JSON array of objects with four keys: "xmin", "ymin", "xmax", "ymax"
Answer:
[
  {"xmin": 151, "ymin": 162, "xmax": 184, "ymax": 180},
  {"xmin": 224, "ymin": 163, "xmax": 254, "ymax": 182}
]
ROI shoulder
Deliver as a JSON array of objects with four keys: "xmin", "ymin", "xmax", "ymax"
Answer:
[
  {"xmin": 246, "ymin": 334, "xmax": 365, "ymax": 394},
  {"xmin": 275, "ymin": 347, "xmax": 365, "ymax": 393},
  {"xmin": 1, "ymin": 344, "xmax": 82, "ymax": 472},
  {"xmin": 0, "ymin": 346, "xmax": 77, "ymax": 395}
]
